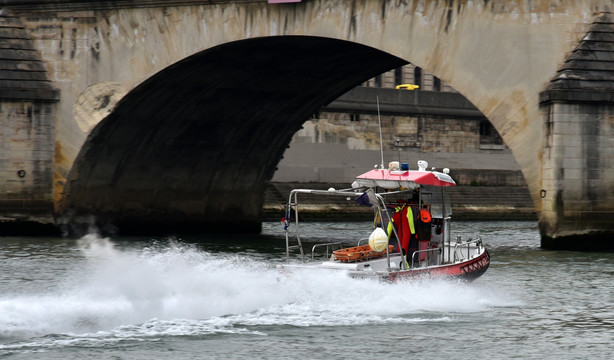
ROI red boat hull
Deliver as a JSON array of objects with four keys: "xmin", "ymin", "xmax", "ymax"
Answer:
[{"xmin": 385, "ymin": 250, "xmax": 490, "ymax": 282}]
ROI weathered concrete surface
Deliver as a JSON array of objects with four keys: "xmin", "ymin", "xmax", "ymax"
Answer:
[{"xmin": 1, "ymin": 0, "xmax": 613, "ymax": 244}]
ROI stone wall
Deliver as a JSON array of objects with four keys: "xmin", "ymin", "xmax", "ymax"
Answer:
[
  {"xmin": 539, "ymin": 102, "xmax": 614, "ymax": 247},
  {"xmin": 0, "ymin": 13, "xmax": 59, "ymax": 233},
  {"xmin": 274, "ymin": 87, "xmax": 520, "ymax": 186},
  {"xmin": 310, "ymin": 111, "xmax": 484, "ymax": 154},
  {"xmin": 0, "ymin": 101, "xmax": 57, "ymax": 229}
]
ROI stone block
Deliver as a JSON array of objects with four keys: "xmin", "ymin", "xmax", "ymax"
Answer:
[
  {"xmin": 563, "ymin": 145, "xmax": 582, "ymax": 158},
  {"xmin": 562, "ymin": 157, "xmax": 584, "ymax": 169},
  {"xmin": 563, "ymin": 166, "xmax": 583, "ymax": 179},
  {"xmin": 553, "ymin": 120, "xmax": 581, "ymax": 135}
]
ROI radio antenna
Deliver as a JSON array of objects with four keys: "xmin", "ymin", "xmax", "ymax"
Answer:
[{"xmin": 377, "ymin": 95, "xmax": 384, "ymax": 170}]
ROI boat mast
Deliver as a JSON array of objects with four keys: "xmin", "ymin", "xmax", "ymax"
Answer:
[
  {"xmin": 377, "ymin": 96, "xmax": 384, "ymax": 170},
  {"xmin": 441, "ymin": 186, "xmax": 446, "ymax": 265}
]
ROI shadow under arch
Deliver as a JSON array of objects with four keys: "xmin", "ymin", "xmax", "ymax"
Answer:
[{"xmin": 59, "ymin": 36, "xmax": 408, "ymax": 235}]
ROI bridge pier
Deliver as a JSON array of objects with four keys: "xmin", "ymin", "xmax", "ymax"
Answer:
[
  {"xmin": 538, "ymin": 13, "xmax": 614, "ymax": 250},
  {"xmin": 0, "ymin": 14, "xmax": 59, "ymax": 234},
  {"xmin": 539, "ymin": 99, "xmax": 614, "ymax": 250}
]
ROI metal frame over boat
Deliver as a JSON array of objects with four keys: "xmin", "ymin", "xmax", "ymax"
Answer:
[{"xmin": 277, "ymin": 160, "xmax": 490, "ymax": 282}]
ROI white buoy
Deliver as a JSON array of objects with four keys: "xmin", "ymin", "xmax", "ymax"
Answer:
[{"xmin": 368, "ymin": 227, "xmax": 389, "ymax": 252}]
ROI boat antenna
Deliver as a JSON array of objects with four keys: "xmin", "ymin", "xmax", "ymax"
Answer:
[{"xmin": 377, "ymin": 95, "xmax": 384, "ymax": 170}]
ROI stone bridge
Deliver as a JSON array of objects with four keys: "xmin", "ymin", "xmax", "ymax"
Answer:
[{"xmin": 2, "ymin": 0, "xmax": 614, "ymax": 249}]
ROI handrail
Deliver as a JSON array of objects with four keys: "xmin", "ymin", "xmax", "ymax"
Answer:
[
  {"xmin": 285, "ymin": 188, "xmax": 365, "ymax": 263},
  {"xmin": 410, "ymin": 247, "xmax": 441, "ymax": 268},
  {"xmin": 283, "ymin": 187, "xmax": 408, "ymax": 270},
  {"xmin": 311, "ymin": 242, "xmax": 343, "ymax": 260},
  {"xmin": 452, "ymin": 236, "xmax": 483, "ymax": 262},
  {"xmin": 356, "ymin": 238, "xmax": 370, "ymax": 246}
]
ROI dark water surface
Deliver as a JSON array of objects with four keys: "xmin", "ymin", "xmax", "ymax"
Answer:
[{"xmin": 1, "ymin": 221, "xmax": 613, "ymax": 359}]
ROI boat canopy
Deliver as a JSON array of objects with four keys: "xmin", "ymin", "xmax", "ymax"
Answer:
[{"xmin": 354, "ymin": 169, "xmax": 456, "ymax": 189}]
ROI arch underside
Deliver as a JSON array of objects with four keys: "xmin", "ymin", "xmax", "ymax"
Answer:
[{"xmin": 60, "ymin": 36, "xmax": 407, "ymax": 234}]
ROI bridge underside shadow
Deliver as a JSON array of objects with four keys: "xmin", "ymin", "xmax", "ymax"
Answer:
[{"xmin": 59, "ymin": 36, "xmax": 407, "ymax": 235}]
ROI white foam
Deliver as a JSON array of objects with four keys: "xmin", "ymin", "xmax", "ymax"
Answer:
[{"xmin": 0, "ymin": 233, "xmax": 520, "ymax": 348}]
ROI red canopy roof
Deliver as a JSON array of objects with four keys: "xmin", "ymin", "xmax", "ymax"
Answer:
[{"xmin": 354, "ymin": 169, "xmax": 456, "ymax": 189}]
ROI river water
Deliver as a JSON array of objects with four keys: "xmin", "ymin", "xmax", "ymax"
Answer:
[{"xmin": 1, "ymin": 221, "xmax": 613, "ymax": 359}]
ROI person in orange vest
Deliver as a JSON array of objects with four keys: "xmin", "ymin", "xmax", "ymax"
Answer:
[
  {"xmin": 420, "ymin": 204, "xmax": 431, "ymax": 222},
  {"xmin": 417, "ymin": 204, "xmax": 432, "ymax": 241},
  {"xmin": 414, "ymin": 203, "xmax": 432, "ymax": 263}
]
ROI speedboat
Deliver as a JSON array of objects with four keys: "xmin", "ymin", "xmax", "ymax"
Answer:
[{"xmin": 277, "ymin": 160, "xmax": 490, "ymax": 281}]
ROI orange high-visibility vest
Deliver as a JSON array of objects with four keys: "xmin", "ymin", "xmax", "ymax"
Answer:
[{"xmin": 420, "ymin": 208, "xmax": 431, "ymax": 223}]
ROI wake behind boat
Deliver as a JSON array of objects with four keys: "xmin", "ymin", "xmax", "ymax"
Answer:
[{"xmin": 277, "ymin": 160, "xmax": 490, "ymax": 281}]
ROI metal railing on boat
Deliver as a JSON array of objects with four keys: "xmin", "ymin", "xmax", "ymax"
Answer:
[
  {"xmin": 311, "ymin": 242, "xmax": 344, "ymax": 260},
  {"xmin": 410, "ymin": 247, "xmax": 442, "ymax": 268},
  {"xmin": 451, "ymin": 236, "xmax": 483, "ymax": 263}
]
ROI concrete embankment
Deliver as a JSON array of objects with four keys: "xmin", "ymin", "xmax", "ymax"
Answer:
[{"xmin": 262, "ymin": 182, "xmax": 536, "ymax": 221}]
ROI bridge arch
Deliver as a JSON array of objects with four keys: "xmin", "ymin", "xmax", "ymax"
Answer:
[{"xmin": 59, "ymin": 36, "xmax": 407, "ymax": 233}]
